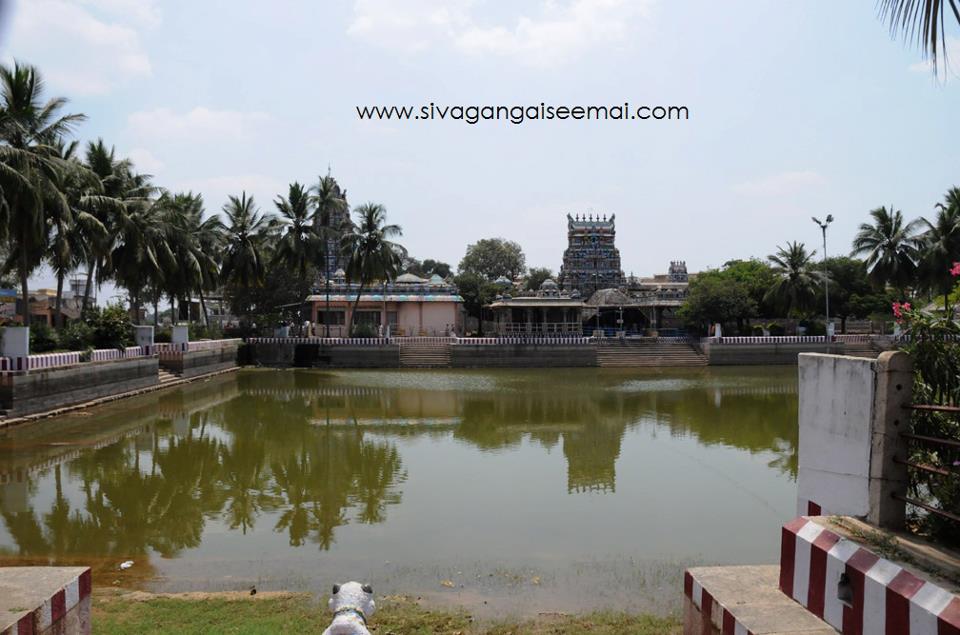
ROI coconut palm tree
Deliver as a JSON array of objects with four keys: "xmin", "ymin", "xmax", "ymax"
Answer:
[
  {"xmin": 220, "ymin": 192, "xmax": 272, "ymax": 321},
  {"xmin": 851, "ymin": 206, "xmax": 923, "ymax": 297},
  {"xmin": 341, "ymin": 203, "xmax": 405, "ymax": 334},
  {"xmin": 918, "ymin": 188, "xmax": 960, "ymax": 311},
  {"xmin": 0, "ymin": 61, "xmax": 85, "ymax": 324},
  {"xmin": 81, "ymin": 140, "xmax": 159, "ymax": 315},
  {"xmin": 765, "ymin": 241, "xmax": 821, "ymax": 316},
  {"xmin": 879, "ymin": 0, "xmax": 960, "ymax": 73},
  {"xmin": 311, "ymin": 173, "xmax": 349, "ymax": 337},
  {"xmin": 48, "ymin": 138, "xmax": 106, "ymax": 327},
  {"xmin": 273, "ymin": 182, "xmax": 317, "ymax": 322},
  {"xmin": 104, "ymin": 166, "xmax": 166, "ymax": 323}
]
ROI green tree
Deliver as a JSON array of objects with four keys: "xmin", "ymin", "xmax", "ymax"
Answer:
[
  {"xmin": 452, "ymin": 272, "xmax": 499, "ymax": 325},
  {"xmin": 918, "ymin": 187, "xmax": 960, "ymax": 311},
  {"xmin": 765, "ymin": 242, "xmax": 821, "ymax": 316},
  {"xmin": 524, "ymin": 267, "xmax": 554, "ymax": 291},
  {"xmin": 421, "ymin": 259, "xmax": 451, "ymax": 278},
  {"xmin": 716, "ymin": 259, "xmax": 778, "ymax": 317},
  {"xmin": 813, "ymin": 256, "xmax": 883, "ymax": 332},
  {"xmin": 221, "ymin": 192, "xmax": 273, "ymax": 321},
  {"xmin": 878, "ymin": 0, "xmax": 960, "ymax": 73},
  {"xmin": 458, "ymin": 238, "xmax": 525, "ymax": 281},
  {"xmin": 311, "ymin": 173, "xmax": 349, "ymax": 337},
  {"xmin": 273, "ymin": 182, "xmax": 318, "ymax": 317},
  {"xmin": 0, "ymin": 61, "xmax": 85, "ymax": 323},
  {"xmin": 677, "ymin": 272, "xmax": 756, "ymax": 333},
  {"xmin": 48, "ymin": 138, "xmax": 105, "ymax": 328},
  {"xmin": 341, "ymin": 203, "xmax": 405, "ymax": 333},
  {"xmin": 851, "ymin": 206, "xmax": 922, "ymax": 297}
]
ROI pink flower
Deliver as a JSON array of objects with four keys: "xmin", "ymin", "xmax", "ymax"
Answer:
[
  {"xmin": 951, "ymin": 262, "xmax": 960, "ymax": 277},
  {"xmin": 892, "ymin": 302, "xmax": 903, "ymax": 319}
]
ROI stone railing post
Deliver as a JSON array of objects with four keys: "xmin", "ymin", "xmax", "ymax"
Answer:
[
  {"xmin": 134, "ymin": 325, "xmax": 154, "ymax": 349},
  {"xmin": 868, "ymin": 350, "xmax": 912, "ymax": 530},
  {"xmin": 172, "ymin": 325, "xmax": 189, "ymax": 349},
  {"xmin": 1, "ymin": 325, "xmax": 29, "ymax": 359}
]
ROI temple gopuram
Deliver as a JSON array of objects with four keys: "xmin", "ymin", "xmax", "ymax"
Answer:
[
  {"xmin": 558, "ymin": 213, "xmax": 624, "ymax": 294},
  {"xmin": 486, "ymin": 213, "xmax": 692, "ymax": 336}
]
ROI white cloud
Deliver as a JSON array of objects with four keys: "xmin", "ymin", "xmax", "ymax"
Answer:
[
  {"xmin": 127, "ymin": 107, "xmax": 272, "ymax": 141},
  {"xmin": 126, "ymin": 147, "xmax": 165, "ymax": 174},
  {"xmin": 732, "ymin": 171, "xmax": 826, "ymax": 197},
  {"xmin": 7, "ymin": 0, "xmax": 157, "ymax": 95},
  {"xmin": 348, "ymin": 0, "xmax": 653, "ymax": 66},
  {"xmin": 908, "ymin": 37, "xmax": 960, "ymax": 81}
]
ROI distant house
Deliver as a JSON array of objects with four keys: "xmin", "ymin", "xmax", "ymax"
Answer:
[
  {"xmin": 0, "ymin": 288, "xmax": 82, "ymax": 326},
  {"xmin": 306, "ymin": 270, "xmax": 465, "ymax": 337}
]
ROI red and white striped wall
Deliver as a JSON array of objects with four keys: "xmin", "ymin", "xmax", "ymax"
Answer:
[
  {"xmin": 0, "ymin": 568, "xmax": 91, "ymax": 635},
  {"xmin": 780, "ymin": 516, "xmax": 960, "ymax": 634},
  {"xmin": 683, "ymin": 570, "xmax": 753, "ymax": 635}
]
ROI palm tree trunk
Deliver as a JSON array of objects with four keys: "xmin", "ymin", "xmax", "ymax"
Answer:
[
  {"xmin": 153, "ymin": 295, "xmax": 159, "ymax": 327},
  {"xmin": 19, "ymin": 240, "xmax": 30, "ymax": 325},
  {"xmin": 82, "ymin": 259, "xmax": 95, "ymax": 314},
  {"xmin": 350, "ymin": 277, "xmax": 365, "ymax": 336},
  {"xmin": 54, "ymin": 270, "xmax": 64, "ymax": 329},
  {"xmin": 199, "ymin": 289, "xmax": 209, "ymax": 326},
  {"xmin": 170, "ymin": 295, "xmax": 176, "ymax": 325}
]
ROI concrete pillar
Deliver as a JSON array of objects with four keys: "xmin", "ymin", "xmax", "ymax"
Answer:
[
  {"xmin": 714, "ymin": 323, "xmax": 722, "ymax": 339},
  {"xmin": 868, "ymin": 351, "xmax": 912, "ymax": 529},
  {"xmin": 1, "ymin": 326, "xmax": 29, "ymax": 358},
  {"xmin": 796, "ymin": 352, "xmax": 911, "ymax": 530},
  {"xmin": 134, "ymin": 325, "xmax": 154, "ymax": 348},
  {"xmin": 171, "ymin": 325, "xmax": 189, "ymax": 346}
]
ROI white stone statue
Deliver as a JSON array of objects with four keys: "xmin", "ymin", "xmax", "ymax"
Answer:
[{"xmin": 323, "ymin": 581, "xmax": 375, "ymax": 635}]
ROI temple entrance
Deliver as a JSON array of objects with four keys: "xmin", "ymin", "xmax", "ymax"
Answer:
[{"xmin": 585, "ymin": 306, "xmax": 648, "ymax": 335}]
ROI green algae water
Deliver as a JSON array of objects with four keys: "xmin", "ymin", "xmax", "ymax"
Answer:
[{"xmin": 0, "ymin": 367, "xmax": 797, "ymax": 616}]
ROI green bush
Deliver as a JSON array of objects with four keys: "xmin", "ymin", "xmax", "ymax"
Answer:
[
  {"xmin": 799, "ymin": 320, "xmax": 826, "ymax": 336},
  {"xmin": 189, "ymin": 322, "xmax": 223, "ymax": 340},
  {"xmin": 30, "ymin": 323, "xmax": 59, "ymax": 352},
  {"xmin": 767, "ymin": 322, "xmax": 785, "ymax": 336},
  {"xmin": 59, "ymin": 320, "xmax": 94, "ymax": 351},
  {"xmin": 85, "ymin": 304, "xmax": 133, "ymax": 349},
  {"xmin": 752, "ymin": 324, "xmax": 764, "ymax": 336},
  {"xmin": 350, "ymin": 323, "xmax": 378, "ymax": 338},
  {"xmin": 155, "ymin": 328, "xmax": 171, "ymax": 343}
]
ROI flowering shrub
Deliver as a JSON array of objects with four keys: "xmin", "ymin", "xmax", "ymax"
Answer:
[{"xmin": 896, "ymin": 283, "xmax": 960, "ymax": 542}]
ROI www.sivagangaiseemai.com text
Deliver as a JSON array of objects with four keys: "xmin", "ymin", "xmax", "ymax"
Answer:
[{"xmin": 356, "ymin": 102, "xmax": 689, "ymax": 126}]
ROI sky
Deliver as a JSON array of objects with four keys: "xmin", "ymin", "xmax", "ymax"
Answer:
[{"xmin": 2, "ymin": 0, "xmax": 958, "ymax": 298}]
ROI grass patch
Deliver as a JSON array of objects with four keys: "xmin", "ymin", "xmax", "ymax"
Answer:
[{"xmin": 93, "ymin": 590, "xmax": 680, "ymax": 634}]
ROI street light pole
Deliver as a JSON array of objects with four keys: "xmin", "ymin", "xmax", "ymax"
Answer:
[{"xmin": 812, "ymin": 214, "xmax": 834, "ymax": 332}]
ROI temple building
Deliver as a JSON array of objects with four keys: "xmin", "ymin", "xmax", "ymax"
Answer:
[
  {"xmin": 485, "ymin": 214, "xmax": 691, "ymax": 336},
  {"xmin": 558, "ymin": 213, "xmax": 624, "ymax": 294},
  {"xmin": 307, "ymin": 271, "xmax": 464, "ymax": 337}
]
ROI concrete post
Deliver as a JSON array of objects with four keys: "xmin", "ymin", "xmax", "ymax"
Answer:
[
  {"xmin": 796, "ymin": 352, "xmax": 912, "ymax": 530},
  {"xmin": 868, "ymin": 351, "xmax": 912, "ymax": 529},
  {"xmin": 1, "ymin": 326, "xmax": 29, "ymax": 359},
  {"xmin": 171, "ymin": 325, "xmax": 189, "ymax": 346},
  {"xmin": 134, "ymin": 325, "xmax": 154, "ymax": 348},
  {"xmin": 714, "ymin": 323, "xmax": 722, "ymax": 339}
]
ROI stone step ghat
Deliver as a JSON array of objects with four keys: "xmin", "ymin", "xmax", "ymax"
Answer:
[
  {"xmin": 842, "ymin": 342, "xmax": 881, "ymax": 359},
  {"xmin": 596, "ymin": 342, "xmax": 707, "ymax": 368},
  {"xmin": 399, "ymin": 342, "xmax": 451, "ymax": 368},
  {"xmin": 158, "ymin": 369, "xmax": 181, "ymax": 385}
]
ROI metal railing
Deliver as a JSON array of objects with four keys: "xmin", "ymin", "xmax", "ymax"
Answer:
[{"xmin": 895, "ymin": 403, "xmax": 960, "ymax": 525}]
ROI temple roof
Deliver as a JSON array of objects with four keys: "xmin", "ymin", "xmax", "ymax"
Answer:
[{"xmin": 585, "ymin": 288, "xmax": 632, "ymax": 306}]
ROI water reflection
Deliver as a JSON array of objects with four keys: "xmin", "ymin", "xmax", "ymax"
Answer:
[{"xmin": 0, "ymin": 367, "xmax": 796, "ymax": 570}]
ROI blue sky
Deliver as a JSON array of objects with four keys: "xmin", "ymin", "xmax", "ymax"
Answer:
[{"xmin": 3, "ymin": 0, "xmax": 958, "ymax": 295}]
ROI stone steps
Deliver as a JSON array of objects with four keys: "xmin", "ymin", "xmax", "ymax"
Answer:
[
  {"xmin": 399, "ymin": 344, "xmax": 451, "ymax": 368},
  {"xmin": 596, "ymin": 343, "xmax": 707, "ymax": 368},
  {"xmin": 158, "ymin": 368, "xmax": 181, "ymax": 384},
  {"xmin": 842, "ymin": 342, "xmax": 880, "ymax": 358}
]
